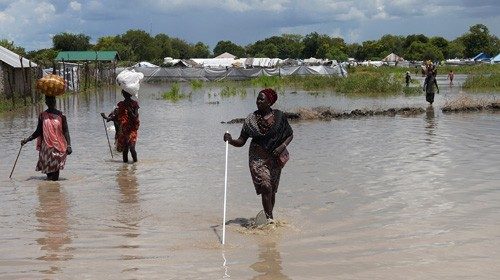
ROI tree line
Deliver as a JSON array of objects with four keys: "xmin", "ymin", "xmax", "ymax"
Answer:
[{"xmin": 1, "ymin": 24, "xmax": 498, "ymax": 67}]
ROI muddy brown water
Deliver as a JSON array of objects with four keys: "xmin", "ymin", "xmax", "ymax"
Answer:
[{"xmin": 1, "ymin": 83, "xmax": 499, "ymax": 279}]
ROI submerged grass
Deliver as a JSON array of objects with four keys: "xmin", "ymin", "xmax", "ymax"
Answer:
[
  {"xmin": 281, "ymin": 72, "xmax": 404, "ymax": 96},
  {"xmin": 162, "ymin": 83, "xmax": 187, "ymax": 102},
  {"xmin": 0, "ymin": 96, "xmax": 43, "ymax": 113},
  {"xmin": 219, "ymin": 85, "xmax": 247, "ymax": 98},
  {"xmin": 190, "ymin": 80, "xmax": 204, "ymax": 90}
]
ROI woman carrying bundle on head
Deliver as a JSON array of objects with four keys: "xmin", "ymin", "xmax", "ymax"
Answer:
[
  {"xmin": 21, "ymin": 75, "xmax": 72, "ymax": 181},
  {"xmin": 224, "ymin": 88, "xmax": 293, "ymax": 223},
  {"xmin": 101, "ymin": 69, "xmax": 144, "ymax": 163}
]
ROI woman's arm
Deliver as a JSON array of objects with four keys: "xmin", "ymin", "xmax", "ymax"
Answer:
[
  {"xmin": 21, "ymin": 117, "xmax": 42, "ymax": 145},
  {"xmin": 272, "ymin": 134, "xmax": 293, "ymax": 157},
  {"xmin": 62, "ymin": 115, "xmax": 72, "ymax": 155},
  {"xmin": 224, "ymin": 131, "xmax": 248, "ymax": 147}
]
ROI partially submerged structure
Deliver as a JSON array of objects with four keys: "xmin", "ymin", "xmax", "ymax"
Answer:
[
  {"xmin": 55, "ymin": 51, "xmax": 118, "ymax": 91},
  {"xmin": 0, "ymin": 46, "xmax": 39, "ymax": 101}
]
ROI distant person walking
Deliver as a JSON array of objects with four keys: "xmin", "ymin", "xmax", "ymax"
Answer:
[
  {"xmin": 405, "ymin": 71, "xmax": 411, "ymax": 87},
  {"xmin": 448, "ymin": 70, "xmax": 455, "ymax": 86},
  {"xmin": 423, "ymin": 69, "xmax": 439, "ymax": 105},
  {"xmin": 223, "ymin": 88, "xmax": 293, "ymax": 223}
]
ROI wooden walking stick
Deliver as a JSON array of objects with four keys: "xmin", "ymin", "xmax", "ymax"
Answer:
[
  {"xmin": 102, "ymin": 118, "xmax": 114, "ymax": 158},
  {"xmin": 9, "ymin": 145, "xmax": 23, "ymax": 179}
]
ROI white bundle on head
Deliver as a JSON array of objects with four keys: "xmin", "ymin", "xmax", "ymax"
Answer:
[{"xmin": 116, "ymin": 69, "xmax": 144, "ymax": 98}]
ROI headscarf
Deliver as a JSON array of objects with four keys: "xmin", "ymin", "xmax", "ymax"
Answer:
[{"xmin": 260, "ymin": 88, "xmax": 277, "ymax": 106}]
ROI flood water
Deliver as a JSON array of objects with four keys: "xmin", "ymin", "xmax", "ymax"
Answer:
[{"xmin": 1, "ymin": 81, "xmax": 499, "ymax": 279}]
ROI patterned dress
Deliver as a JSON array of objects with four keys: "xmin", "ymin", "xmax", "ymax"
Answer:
[
  {"xmin": 35, "ymin": 111, "xmax": 68, "ymax": 174},
  {"xmin": 113, "ymin": 100, "xmax": 140, "ymax": 152},
  {"xmin": 241, "ymin": 110, "xmax": 293, "ymax": 195}
]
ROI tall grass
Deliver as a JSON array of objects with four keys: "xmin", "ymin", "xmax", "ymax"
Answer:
[
  {"xmin": 281, "ymin": 72, "xmax": 403, "ymax": 96},
  {"xmin": 462, "ymin": 73, "xmax": 500, "ymax": 91},
  {"xmin": 162, "ymin": 83, "xmax": 186, "ymax": 102},
  {"xmin": 250, "ymin": 75, "xmax": 282, "ymax": 88},
  {"xmin": 190, "ymin": 80, "xmax": 204, "ymax": 90}
]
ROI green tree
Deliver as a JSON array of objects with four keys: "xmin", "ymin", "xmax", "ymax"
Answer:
[
  {"xmin": 445, "ymin": 40, "xmax": 465, "ymax": 59},
  {"xmin": 170, "ymin": 38, "xmax": 191, "ymax": 59},
  {"xmin": 403, "ymin": 34, "xmax": 429, "ymax": 49},
  {"xmin": 190, "ymin": 42, "xmax": 210, "ymax": 58},
  {"xmin": 429, "ymin": 36, "xmax": 449, "ymax": 58},
  {"xmin": 262, "ymin": 43, "xmax": 278, "ymax": 58},
  {"xmin": 302, "ymin": 32, "xmax": 320, "ymax": 58},
  {"xmin": 346, "ymin": 43, "xmax": 362, "ymax": 60},
  {"xmin": 26, "ymin": 48, "xmax": 57, "ymax": 67},
  {"xmin": 279, "ymin": 34, "xmax": 303, "ymax": 59},
  {"xmin": 246, "ymin": 35, "xmax": 303, "ymax": 59},
  {"xmin": 53, "ymin": 32, "xmax": 92, "ymax": 51},
  {"xmin": 0, "ymin": 39, "xmax": 26, "ymax": 55},
  {"xmin": 405, "ymin": 41, "xmax": 444, "ymax": 61},
  {"xmin": 121, "ymin": 29, "xmax": 156, "ymax": 61},
  {"xmin": 379, "ymin": 34, "xmax": 405, "ymax": 55},
  {"xmin": 326, "ymin": 46, "xmax": 348, "ymax": 61},
  {"xmin": 359, "ymin": 40, "xmax": 385, "ymax": 60},
  {"xmin": 213, "ymin": 40, "xmax": 246, "ymax": 57},
  {"xmin": 94, "ymin": 36, "xmax": 131, "ymax": 61},
  {"xmin": 459, "ymin": 24, "xmax": 498, "ymax": 58},
  {"xmin": 154, "ymin": 34, "xmax": 174, "ymax": 59}
]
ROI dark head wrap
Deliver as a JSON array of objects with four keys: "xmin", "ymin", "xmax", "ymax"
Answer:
[{"xmin": 260, "ymin": 88, "xmax": 277, "ymax": 106}]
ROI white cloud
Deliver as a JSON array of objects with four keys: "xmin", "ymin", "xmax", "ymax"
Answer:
[
  {"xmin": 69, "ymin": 1, "xmax": 81, "ymax": 11},
  {"xmin": 34, "ymin": 2, "xmax": 56, "ymax": 23},
  {"xmin": 88, "ymin": 0, "xmax": 104, "ymax": 11},
  {"xmin": 145, "ymin": 0, "xmax": 289, "ymax": 12}
]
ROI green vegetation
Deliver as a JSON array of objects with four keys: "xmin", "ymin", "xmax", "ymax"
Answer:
[
  {"xmin": 190, "ymin": 80, "xmax": 204, "ymax": 90},
  {"xmin": 0, "ymin": 96, "xmax": 43, "ymax": 113},
  {"xmin": 162, "ymin": 83, "xmax": 186, "ymax": 101},
  {"xmin": 250, "ymin": 76, "xmax": 282, "ymax": 88},
  {"xmin": 463, "ymin": 73, "xmax": 500, "ymax": 91},
  {"xmin": 219, "ymin": 86, "xmax": 247, "ymax": 98},
  {"xmin": 1, "ymin": 24, "xmax": 497, "ymax": 68}
]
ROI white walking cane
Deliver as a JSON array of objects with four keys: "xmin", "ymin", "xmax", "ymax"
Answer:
[{"xmin": 222, "ymin": 131, "xmax": 229, "ymax": 245}]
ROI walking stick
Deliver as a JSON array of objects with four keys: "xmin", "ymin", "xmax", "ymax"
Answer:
[
  {"xmin": 9, "ymin": 145, "xmax": 23, "ymax": 179},
  {"xmin": 102, "ymin": 118, "xmax": 114, "ymax": 158},
  {"xmin": 222, "ymin": 131, "xmax": 229, "ymax": 245}
]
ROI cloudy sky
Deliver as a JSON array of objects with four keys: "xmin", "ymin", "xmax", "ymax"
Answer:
[{"xmin": 0, "ymin": 0, "xmax": 498, "ymax": 51}]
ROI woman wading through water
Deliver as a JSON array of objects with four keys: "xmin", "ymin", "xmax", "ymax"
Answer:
[
  {"xmin": 224, "ymin": 88, "xmax": 293, "ymax": 223},
  {"xmin": 21, "ymin": 96, "xmax": 72, "ymax": 181},
  {"xmin": 101, "ymin": 69, "xmax": 143, "ymax": 163}
]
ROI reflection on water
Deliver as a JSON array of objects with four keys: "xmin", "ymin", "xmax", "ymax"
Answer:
[
  {"xmin": 250, "ymin": 241, "xmax": 290, "ymax": 280},
  {"xmin": 0, "ymin": 85, "xmax": 499, "ymax": 278},
  {"xmin": 425, "ymin": 105, "xmax": 436, "ymax": 142},
  {"xmin": 115, "ymin": 164, "xmax": 142, "ymax": 264},
  {"xmin": 35, "ymin": 181, "xmax": 72, "ymax": 275}
]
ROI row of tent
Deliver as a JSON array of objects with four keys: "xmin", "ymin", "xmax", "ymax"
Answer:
[
  {"xmin": 133, "ymin": 51, "xmax": 500, "ymax": 69},
  {"xmin": 160, "ymin": 54, "xmax": 339, "ymax": 69}
]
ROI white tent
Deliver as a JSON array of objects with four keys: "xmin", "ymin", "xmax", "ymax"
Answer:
[
  {"xmin": 491, "ymin": 54, "xmax": 500, "ymax": 64},
  {"xmin": 132, "ymin": 61, "xmax": 159, "ymax": 67},
  {"xmin": 215, "ymin": 52, "xmax": 236, "ymax": 59},
  {"xmin": 382, "ymin": 53, "xmax": 404, "ymax": 62}
]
